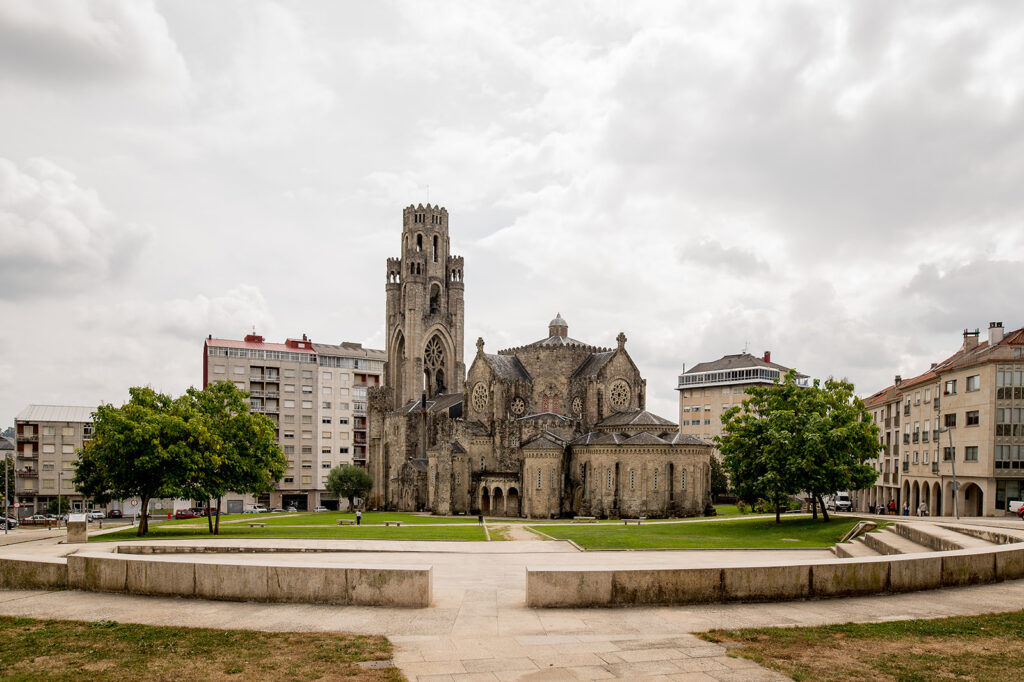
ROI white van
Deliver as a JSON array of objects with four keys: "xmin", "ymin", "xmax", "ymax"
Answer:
[
  {"xmin": 827, "ymin": 493, "xmax": 852, "ymax": 512},
  {"xmin": 243, "ymin": 505, "xmax": 268, "ymax": 514}
]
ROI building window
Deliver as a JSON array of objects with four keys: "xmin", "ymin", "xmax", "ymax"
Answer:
[
  {"xmin": 537, "ymin": 469, "xmax": 542, "ymax": 490},
  {"xmin": 607, "ymin": 469, "xmax": 612, "ymax": 489},
  {"xmin": 322, "ymin": 431, "xmax": 331, "ymax": 439},
  {"xmin": 629, "ymin": 470, "xmax": 635, "ymax": 490},
  {"xmin": 213, "ymin": 365, "xmax": 226, "ymax": 374},
  {"xmin": 302, "ymin": 415, "xmax": 312, "ymax": 424},
  {"xmin": 284, "ymin": 477, "xmax": 294, "ymax": 484},
  {"xmin": 913, "ymin": 451, "xmax": 919, "ymax": 464},
  {"xmin": 62, "ymin": 427, "xmax": 73, "ymax": 437},
  {"xmin": 551, "ymin": 469, "xmax": 556, "ymax": 489},
  {"xmin": 302, "ymin": 385, "xmax": 313, "ymax": 394},
  {"xmin": 284, "ymin": 400, "xmax": 295, "ymax": 408},
  {"xmin": 653, "ymin": 468, "xmax": 658, "ymax": 491},
  {"xmin": 944, "ymin": 413, "xmax": 957, "ymax": 428},
  {"xmin": 966, "ymin": 375, "xmax": 980, "ymax": 392},
  {"xmin": 322, "ymin": 402, "xmax": 332, "ymax": 409},
  {"xmin": 966, "ymin": 410, "xmax": 979, "ymax": 426},
  {"xmin": 322, "ymin": 417, "xmax": 331, "ymax": 424},
  {"xmin": 322, "ymin": 371, "xmax": 331, "ymax": 381},
  {"xmin": 925, "ymin": 388, "xmax": 931, "ymax": 402},
  {"xmin": 680, "ymin": 469, "xmax": 686, "ymax": 489},
  {"xmin": 944, "ymin": 379, "xmax": 957, "ymax": 395},
  {"xmin": 944, "ymin": 446, "xmax": 955, "ymax": 461},
  {"xmin": 301, "ymin": 446, "xmax": 312, "ymax": 455},
  {"xmin": 302, "ymin": 401, "xmax": 313, "ymax": 409},
  {"xmin": 339, "ymin": 447, "xmax": 349, "ymax": 454},
  {"xmin": 284, "ymin": 384, "xmax": 295, "ymax": 393},
  {"xmin": 923, "ymin": 450, "xmax": 929, "ymax": 464},
  {"xmin": 283, "ymin": 445, "xmax": 294, "ymax": 454},
  {"xmin": 964, "ymin": 446, "xmax": 978, "ymax": 462}
]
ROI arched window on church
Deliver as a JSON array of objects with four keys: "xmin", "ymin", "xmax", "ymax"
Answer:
[
  {"xmin": 432, "ymin": 235, "xmax": 438, "ymax": 263},
  {"xmin": 429, "ymin": 284, "xmax": 441, "ymax": 315},
  {"xmin": 416, "ymin": 233, "xmax": 423, "ymax": 252},
  {"xmin": 424, "ymin": 336, "xmax": 446, "ymax": 396}
]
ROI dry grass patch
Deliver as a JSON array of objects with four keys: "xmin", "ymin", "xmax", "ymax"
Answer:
[
  {"xmin": 0, "ymin": 616, "xmax": 403, "ymax": 681},
  {"xmin": 701, "ymin": 610, "xmax": 1024, "ymax": 681}
]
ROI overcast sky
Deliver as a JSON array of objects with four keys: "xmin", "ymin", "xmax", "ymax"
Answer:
[{"xmin": 3, "ymin": 1, "xmax": 1024, "ymax": 427}]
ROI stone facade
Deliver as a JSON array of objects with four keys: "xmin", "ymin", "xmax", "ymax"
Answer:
[{"xmin": 368, "ymin": 205, "xmax": 713, "ymax": 518}]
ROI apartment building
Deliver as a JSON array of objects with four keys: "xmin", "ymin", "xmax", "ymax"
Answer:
[
  {"xmin": 203, "ymin": 333, "xmax": 383, "ymax": 511},
  {"xmin": 13, "ymin": 405, "xmax": 94, "ymax": 516},
  {"xmin": 860, "ymin": 322, "xmax": 1024, "ymax": 517},
  {"xmin": 676, "ymin": 351, "xmax": 807, "ymax": 445}
]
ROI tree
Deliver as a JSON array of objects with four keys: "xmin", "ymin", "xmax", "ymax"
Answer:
[
  {"xmin": 326, "ymin": 465, "xmax": 373, "ymax": 511},
  {"xmin": 178, "ymin": 382, "xmax": 285, "ymax": 534},
  {"xmin": 47, "ymin": 498, "xmax": 71, "ymax": 515},
  {"xmin": 74, "ymin": 387, "xmax": 213, "ymax": 536},
  {"xmin": 709, "ymin": 455, "xmax": 729, "ymax": 501},
  {"xmin": 717, "ymin": 370, "xmax": 881, "ymax": 523}
]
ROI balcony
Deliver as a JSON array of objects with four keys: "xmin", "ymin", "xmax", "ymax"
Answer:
[
  {"xmin": 17, "ymin": 452, "xmax": 37, "ymax": 460},
  {"xmin": 922, "ymin": 432, "xmax": 929, "ymax": 443},
  {"xmin": 249, "ymin": 390, "xmax": 264, "ymax": 398},
  {"xmin": 894, "ymin": 415, "xmax": 901, "ymax": 427},
  {"xmin": 932, "ymin": 462, "xmax": 939, "ymax": 474},
  {"xmin": 892, "ymin": 470, "xmax": 899, "ymax": 485},
  {"xmin": 912, "ymin": 432, "xmax": 920, "ymax": 444},
  {"xmin": 904, "ymin": 406, "xmax": 911, "ymax": 416},
  {"xmin": 17, "ymin": 468, "xmax": 38, "ymax": 477},
  {"xmin": 17, "ymin": 433, "xmax": 38, "ymax": 443},
  {"xmin": 902, "ymin": 461, "xmax": 909, "ymax": 472},
  {"xmin": 884, "ymin": 417, "xmax": 892, "ymax": 429},
  {"xmin": 353, "ymin": 401, "xmax": 367, "ymax": 415},
  {"xmin": 903, "ymin": 434, "xmax": 910, "ymax": 445}
]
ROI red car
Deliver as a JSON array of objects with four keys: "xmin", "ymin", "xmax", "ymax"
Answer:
[{"xmin": 174, "ymin": 509, "xmax": 201, "ymax": 519}]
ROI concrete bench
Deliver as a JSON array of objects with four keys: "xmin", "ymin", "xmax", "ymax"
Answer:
[
  {"xmin": 384, "ymin": 521, "xmax": 402, "ymax": 527},
  {"xmin": 572, "ymin": 517, "xmax": 597, "ymax": 524},
  {"xmin": 337, "ymin": 519, "xmax": 356, "ymax": 525},
  {"xmin": 623, "ymin": 517, "xmax": 646, "ymax": 525},
  {"xmin": 247, "ymin": 523, "xmax": 266, "ymax": 528}
]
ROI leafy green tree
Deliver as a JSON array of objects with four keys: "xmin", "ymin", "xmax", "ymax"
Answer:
[
  {"xmin": 717, "ymin": 370, "xmax": 881, "ymax": 523},
  {"xmin": 74, "ymin": 387, "xmax": 213, "ymax": 536},
  {"xmin": 326, "ymin": 465, "xmax": 373, "ymax": 511},
  {"xmin": 47, "ymin": 498, "xmax": 71, "ymax": 515},
  {"xmin": 709, "ymin": 456, "xmax": 729, "ymax": 501},
  {"xmin": 178, "ymin": 382, "xmax": 285, "ymax": 534}
]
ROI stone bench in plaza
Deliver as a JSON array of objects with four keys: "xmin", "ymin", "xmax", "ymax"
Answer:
[
  {"xmin": 572, "ymin": 517, "xmax": 597, "ymax": 523},
  {"xmin": 337, "ymin": 519, "xmax": 356, "ymax": 525},
  {"xmin": 622, "ymin": 517, "xmax": 646, "ymax": 525},
  {"xmin": 383, "ymin": 521, "xmax": 402, "ymax": 527},
  {"xmin": 247, "ymin": 523, "xmax": 266, "ymax": 528},
  {"xmin": 63, "ymin": 552, "xmax": 431, "ymax": 607}
]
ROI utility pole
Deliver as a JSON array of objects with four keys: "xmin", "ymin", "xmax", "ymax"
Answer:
[
  {"xmin": 941, "ymin": 426, "xmax": 960, "ymax": 519},
  {"xmin": 3, "ymin": 452, "xmax": 9, "ymax": 535}
]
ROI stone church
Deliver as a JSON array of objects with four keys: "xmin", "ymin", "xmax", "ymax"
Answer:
[{"xmin": 367, "ymin": 204, "xmax": 712, "ymax": 518}]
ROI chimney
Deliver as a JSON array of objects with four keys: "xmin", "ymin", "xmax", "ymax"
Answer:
[
  {"xmin": 762, "ymin": 351, "xmax": 771, "ymax": 364},
  {"xmin": 989, "ymin": 321, "xmax": 1004, "ymax": 346},
  {"xmin": 962, "ymin": 328, "xmax": 980, "ymax": 351},
  {"xmin": 930, "ymin": 363, "xmax": 937, "ymax": 369},
  {"xmin": 895, "ymin": 375, "xmax": 902, "ymax": 385}
]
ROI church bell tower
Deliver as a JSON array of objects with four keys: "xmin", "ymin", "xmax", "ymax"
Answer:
[{"xmin": 384, "ymin": 204, "xmax": 465, "ymax": 408}]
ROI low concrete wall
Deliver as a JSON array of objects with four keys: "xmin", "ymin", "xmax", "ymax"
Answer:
[
  {"xmin": 527, "ymin": 543, "xmax": 1024, "ymax": 607},
  {"xmin": 0, "ymin": 555, "xmax": 67, "ymax": 590},
  {"xmin": 65, "ymin": 553, "xmax": 431, "ymax": 607}
]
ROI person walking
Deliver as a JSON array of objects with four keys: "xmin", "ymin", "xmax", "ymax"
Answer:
[
  {"xmin": 888, "ymin": 499, "xmax": 896, "ymax": 515},
  {"xmin": 902, "ymin": 502, "xmax": 910, "ymax": 516},
  {"xmin": 356, "ymin": 509, "xmax": 362, "ymax": 525},
  {"xmin": 918, "ymin": 501, "xmax": 928, "ymax": 516}
]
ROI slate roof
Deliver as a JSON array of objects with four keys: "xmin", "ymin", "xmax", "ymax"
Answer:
[
  {"xmin": 667, "ymin": 432, "xmax": 711, "ymax": 446},
  {"xmin": 621, "ymin": 432, "xmax": 670, "ymax": 446},
  {"xmin": 596, "ymin": 409, "xmax": 677, "ymax": 428},
  {"xmin": 396, "ymin": 393, "xmax": 463, "ymax": 414},
  {"xmin": 16, "ymin": 405, "xmax": 94, "ymax": 423},
  {"xmin": 521, "ymin": 335, "xmax": 593, "ymax": 349},
  {"xmin": 450, "ymin": 441, "xmax": 467, "ymax": 454},
  {"xmin": 684, "ymin": 352, "xmax": 796, "ymax": 375},
  {"xmin": 462, "ymin": 421, "xmax": 490, "ymax": 436},
  {"xmin": 571, "ymin": 351, "xmax": 615, "ymax": 379},
  {"xmin": 517, "ymin": 412, "xmax": 573, "ymax": 424},
  {"xmin": 521, "ymin": 435, "xmax": 565, "ymax": 450},
  {"xmin": 408, "ymin": 458, "xmax": 428, "ymax": 473},
  {"xmin": 570, "ymin": 431, "xmax": 627, "ymax": 446},
  {"xmin": 0, "ymin": 436, "xmax": 13, "ymax": 451},
  {"xmin": 482, "ymin": 353, "xmax": 532, "ymax": 382}
]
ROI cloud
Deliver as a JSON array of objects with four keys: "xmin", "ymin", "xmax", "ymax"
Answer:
[
  {"xmin": 0, "ymin": 157, "xmax": 149, "ymax": 299},
  {"xmin": 903, "ymin": 260, "xmax": 1024, "ymax": 331},
  {"xmin": 677, "ymin": 239, "xmax": 770, "ymax": 277},
  {"xmin": 0, "ymin": 0, "xmax": 189, "ymax": 91}
]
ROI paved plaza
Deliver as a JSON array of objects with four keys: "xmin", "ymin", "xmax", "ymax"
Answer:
[{"xmin": 1, "ymin": 517, "xmax": 1024, "ymax": 680}]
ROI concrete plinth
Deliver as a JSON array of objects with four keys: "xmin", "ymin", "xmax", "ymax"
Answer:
[{"xmin": 66, "ymin": 518, "xmax": 88, "ymax": 544}]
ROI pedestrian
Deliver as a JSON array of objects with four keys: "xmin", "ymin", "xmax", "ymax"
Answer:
[
  {"xmin": 918, "ymin": 502, "xmax": 928, "ymax": 516},
  {"xmin": 888, "ymin": 499, "xmax": 896, "ymax": 515},
  {"xmin": 356, "ymin": 509, "xmax": 362, "ymax": 525},
  {"xmin": 902, "ymin": 502, "xmax": 909, "ymax": 516}
]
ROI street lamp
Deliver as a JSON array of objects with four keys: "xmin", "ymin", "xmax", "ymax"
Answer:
[
  {"xmin": 58, "ymin": 470, "xmax": 63, "ymax": 528},
  {"xmin": 939, "ymin": 426, "xmax": 960, "ymax": 520},
  {"xmin": 3, "ymin": 450, "xmax": 9, "ymax": 535}
]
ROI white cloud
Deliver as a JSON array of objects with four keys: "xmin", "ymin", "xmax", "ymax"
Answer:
[{"xmin": 0, "ymin": 157, "xmax": 148, "ymax": 298}]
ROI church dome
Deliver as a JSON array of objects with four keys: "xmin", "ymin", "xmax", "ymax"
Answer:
[
  {"xmin": 549, "ymin": 313, "xmax": 567, "ymax": 327},
  {"xmin": 548, "ymin": 313, "xmax": 568, "ymax": 338}
]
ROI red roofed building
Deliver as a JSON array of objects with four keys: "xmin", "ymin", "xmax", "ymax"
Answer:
[
  {"xmin": 203, "ymin": 333, "xmax": 383, "ymax": 512},
  {"xmin": 858, "ymin": 322, "xmax": 1024, "ymax": 518}
]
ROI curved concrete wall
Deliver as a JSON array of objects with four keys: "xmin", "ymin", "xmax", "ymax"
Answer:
[
  {"xmin": 65, "ymin": 553, "xmax": 431, "ymax": 607},
  {"xmin": 526, "ymin": 543, "xmax": 1024, "ymax": 607},
  {"xmin": 0, "ymin": 555, "xmax": 67, "ymax": 590}
]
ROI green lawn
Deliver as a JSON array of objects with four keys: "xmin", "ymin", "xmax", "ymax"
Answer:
[
  {"xmin": 0, "ymin": 616, "xmax": 399, "ymax": 681},
  {"xmin": 711, "ymin": 504, "xmax": 745, "ymax": 517},
  {"xmin": 701, "ymin": 610, "xmax": 1024, "ymax": 681},
  {"xmin": 537, "ymin": 515, "xmax": 862, "ymax": 549},
  {"xmin": 226, "ymin": 511, "xmax": 478, "ymax": 526},
  {"xmin": 93, "ymin": 523, "xmax": 487, "ymax": 542}
]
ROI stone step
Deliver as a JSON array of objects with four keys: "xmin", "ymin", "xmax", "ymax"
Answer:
[
  {"xmin": 861, "ymin": 528, "xmax": 932, "ymax": 555},
  {"xmin": 833, "ymin": 537, "xmax": 881, "ymax": 558},
  {"xmin": 939, "ymin": 524, "xmax": 1024, "ymax": 546},
  {"xmin": 891, "ymin": 522, "xmax": 998, "ymax": 552}
]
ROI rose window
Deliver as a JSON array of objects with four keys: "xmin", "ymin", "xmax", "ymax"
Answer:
[{"xmin": 609, "ymin": 380, "xmax": 630, "ymax": 410}]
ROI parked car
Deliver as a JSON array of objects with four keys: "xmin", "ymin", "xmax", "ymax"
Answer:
[
  {"xmin": 174, "ymin": 509, "xmax": 201, "ymax": 519},
  {"xmin": 827, "ymin": 493, "xmax": 853, "ymax": 512},
  {"xmin": 1009, "ymin": 500, "xmax": 1024, "ymax": 518},
  {"xmin": 202, "ymin": 508, "xmax": 220, "ymax": 516},
  {"xmin": 88, "ymin": 510, "xmax": 105, "ymax": 520},
  {"xmin": 313, "ymin": 506, "xmax": 328, "ymax": 513},
  {"xmin": 285, "ymin": 506, "xmax": 298, "ymax": 513},
  {"xmin": 269, "ymin": 508, "xmax": 286, "ymax": 513},
  {"xmin": 243, "ymin": 505, "xmax": 268, "ymax": 514},
  {"xmin": 108, "ymin": 509, "xmax": 123, "ymax": 519},
  {"xmin": 1, "ymin": 517, "xmax": 17, "ymax": 529}
]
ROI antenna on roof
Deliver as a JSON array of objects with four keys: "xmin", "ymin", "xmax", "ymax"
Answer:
[{"xmin": 742, "ymin": 340, "xmax": 749, "ymax": 353}]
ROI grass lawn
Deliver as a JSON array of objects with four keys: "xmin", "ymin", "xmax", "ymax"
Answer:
[
  {"xmin": 230, "ymin": 511, "xmax": 478, "ymax": 526},
  {"xmin": 700, "ymin": 610, "xmax": 1024, "ymax": 681},
  {"xmin": 0, "ymin": 616, "xmax": 399, "ymax": 681},
  {"xmin": 537, "ymin": 515, "xmax": 863, "ymax": 549},
  {"xmin": 93, "ymin": 523, "xmax": 487, "ymax": 542},
  {"xmin": 712, "ymin": 504, "xmax": 744, "ymax": 517}
]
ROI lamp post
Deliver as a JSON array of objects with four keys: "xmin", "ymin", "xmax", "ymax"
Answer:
[
  {"xmin": 940, "ymin": 426, "xmax": 960, "ymax": 520},
  {"xmin": 3, "ymin": 451, "xmax": 9, "ymax": 535}
]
